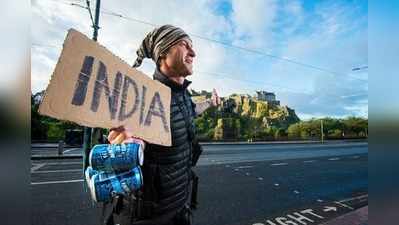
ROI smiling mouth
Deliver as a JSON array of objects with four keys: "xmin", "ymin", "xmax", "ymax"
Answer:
[{"xmin": 185, "ymin": 58, "xmax": 193, "ymax": 64}]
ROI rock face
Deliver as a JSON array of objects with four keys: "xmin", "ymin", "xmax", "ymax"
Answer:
[
  {"xmin": 225, "ymin": 94, "xmax": 299, "ymax": 128},
  {"xmin": 192, "ymin": 91, "xmax": 300, "ymax": 140}
]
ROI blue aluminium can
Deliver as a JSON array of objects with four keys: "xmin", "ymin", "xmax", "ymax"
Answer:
[
  {"xmin": 89, "ymin": 143, "xmax": 144, "ymax": 173},
  {"xmin": 89, "ymin": 166, "xmax": 143, "ymax": 203},
  {"xmin": 85, "ymin": 166, "xmax": 97, "ymax": 186}
]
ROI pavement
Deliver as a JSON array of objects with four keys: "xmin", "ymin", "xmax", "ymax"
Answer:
[
  {"xmin": 31, "ymin": 142, "xmax": 368, "ymax": 225},
  {"xmin": 321, "ymin": 206, "xmax": 368, "ymax": 225}
]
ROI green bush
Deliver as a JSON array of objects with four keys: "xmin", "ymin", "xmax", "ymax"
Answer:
[
  {"xmin": 288, "ymin": 123, "xmax": 301, "ymax": 138},
  {"xmin": 328, "ymin": 129, "xmax": 342, "ymax": 138},
  {"xmin": 274, "ymin": 128, "xmax": 287, "ymax": 139},
  {"xmin": 47, "ymin": 122, "xmax": 65, "ymax": 141},
  {"xmin": 207, "ymin": 128, "xmax": 215, "ymax": 140}
]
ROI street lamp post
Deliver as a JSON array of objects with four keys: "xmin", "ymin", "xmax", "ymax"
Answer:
[{"xmin": 83, "ymin": 0, "xmax": 101, "ymax": 173}]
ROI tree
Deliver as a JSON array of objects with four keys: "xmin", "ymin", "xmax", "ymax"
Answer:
[
  {"xmin": 31, "ymin": 91, "xmax": 48, "ymax": 140},
  {"xmin": 274, "ymin": 128, "xmax": 287, "ymax": 140},
  {"xmin": 288, "ymin": 123, "xmax": 301, "ymax": 138},
  {"xmin": 214, "ymin": 119, "xmax": 224, "ymax": 140},
  {"xmin": 328, "ymin": 129, "xmax": 342, "ymax": 138},
  {"xmin": 342, "ymin": 117, "xmax": 368, "ymax": 137},
  {"xmin": 31, "ymin": 90, "xmax": 82, "ymax": 141},
  {"xmin": 287, "ymin": 117, "xmax": 368, "ymax": 140}
]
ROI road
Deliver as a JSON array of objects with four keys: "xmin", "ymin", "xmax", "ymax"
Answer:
[{"xmin": 31, "ymin": 142, "xmax": 368, "ymax": 225}]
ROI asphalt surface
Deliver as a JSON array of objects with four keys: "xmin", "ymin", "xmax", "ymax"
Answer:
[{"xmin": 31, "ymin": 142, "xmax": 368, "ymax": 225}]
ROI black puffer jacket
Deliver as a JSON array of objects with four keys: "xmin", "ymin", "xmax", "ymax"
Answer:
[
  {"xmin": 103, "ymin": 69, "xmax": 199, "ymax": 225},
  {"xmin": 142, "ymin": 69, "xmax": 196, "ymax": 216}
]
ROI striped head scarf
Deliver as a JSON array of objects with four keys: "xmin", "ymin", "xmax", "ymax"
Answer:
[{"xmin": 132, "ymin": 24, "xmax": 192, "ymax": 68}]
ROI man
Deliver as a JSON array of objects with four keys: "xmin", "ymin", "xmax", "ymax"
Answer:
[{"xmin": 104, "ymin": 25, "xmax": 221, "ymax": 225}]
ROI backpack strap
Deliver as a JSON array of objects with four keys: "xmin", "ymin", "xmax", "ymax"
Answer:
[{"xmin": 190, "ymin": 170, "xmax": 199, "ymax": 210}]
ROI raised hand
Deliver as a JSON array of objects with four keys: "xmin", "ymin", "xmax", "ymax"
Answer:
[{"xmin": 211, "ymin": 88, "xmax": 221, "ymax": 107}]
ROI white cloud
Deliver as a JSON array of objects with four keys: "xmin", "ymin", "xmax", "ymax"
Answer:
[
  {"xmin": 231, "ymin": 0, "xmax": 276, "ymax": 33},
  {"xmin": 277, "ymin": 0, "xmax": 305, "ymax": 37},
  {"xmin": 231, "ymin": 0, "xmax": 277, "ymax": 50},
  {"xmin": 31, "ymin": 46, "xmax": 59, "ymax": 93}
]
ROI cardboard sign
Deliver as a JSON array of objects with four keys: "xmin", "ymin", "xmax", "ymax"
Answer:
[{"xmin": 39, "ymin": 29, "xmax": 171, "ymax": 146}]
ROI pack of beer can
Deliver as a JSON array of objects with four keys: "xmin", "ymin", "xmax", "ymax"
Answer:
[{"xmin": 85, "ymin": 143, "xmax": 144, "ymax": 202}]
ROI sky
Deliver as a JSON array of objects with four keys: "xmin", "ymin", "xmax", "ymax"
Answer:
[{"xmin": 31, "ymin": 0, "xmax": 368, "ymax": 120}]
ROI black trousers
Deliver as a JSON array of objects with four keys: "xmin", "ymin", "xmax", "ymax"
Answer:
[{"xmin": 103, "ymin": 200, "xmax": 192, "ymax": 225}]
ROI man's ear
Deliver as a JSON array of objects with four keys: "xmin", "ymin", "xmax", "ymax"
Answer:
[
  {"xmin": 159, "ymin": 53, "xmax": 166, "ymax": 59},
  {"xmin": 157, "ymin": 56, "xmax": 164, "ymax": 68}
]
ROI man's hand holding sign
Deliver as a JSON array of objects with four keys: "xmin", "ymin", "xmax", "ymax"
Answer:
[{"xmin": 39, "ymin": 26, "xmax": 221, "ymax": 225}]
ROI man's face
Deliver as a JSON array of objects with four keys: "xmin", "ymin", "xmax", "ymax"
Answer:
[{"xmin": 163, "ymin": 38, "xmax": 196, "ymax": 77}]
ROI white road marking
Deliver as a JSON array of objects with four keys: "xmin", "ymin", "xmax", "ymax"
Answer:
[
  {"xmin": 38, "ymin": 162, "xmax": 82, "ymax": 165},
  {"xmin": 274, "ymin": 183, "xmax": 279, "ymax": 186},
  {"xmin": 262, "ymin": 208, "xmax": 324, "ymax": 225},
  {"xmin": 257, "ymin": 177, "xmax": 264, "ymax": 181},
  {"xmin": 304, "ymin": 160, "xmax": 316, "ymax": 163},
  {"xmin": 294, "ymin": 190, "xmax": 300, "ymax": 194},
  {"xmin": 301, "ymin": 209, "xmax": 324, "ymax": 219},
  {"xmin": 32, "ymin": 169, "xmax": 82, "ymax": 174},
  {"xmin": 323, "ymin": 206, "xmax": 337, "ymax": 212},
  {"xmin": 31, "ymin": 179, "xmax": 84, "ymax": 185},
  {"xmin": 338, "ymin": 194, "xmax": 368, "ymax": 204},
  {"xmin": 287, "ymin": 212, "xmax": 315, "ymax": 224},
  {"xmin": 31, "ymin": 163, "xmax": 46, "ymax": 172},
  {"xmin": 255, "ymin": 194, "xmax": 367, "ymax": 225},
  {"xmin": 62, "ymin": 148, "xmax": 81, "ymax": 154},
  {"xmin": 333, "ymin": 194, "xmax": 367, "ymax": 210},
  {"xmin": 334, "ymin": 201, "xmax": 354, "ymax": 210},
  {"xmin": 328, "ymin": 158, "xmax": 340, "ymax": 161},
  {"xmin": 270, "ymin": 163, "xmax": 288, "ymax": 166},
  {"xmin": 236, "ymin": 165, "xmax": 254, "ymax": 169}
]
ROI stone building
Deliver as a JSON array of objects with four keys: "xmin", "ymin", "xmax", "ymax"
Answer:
[{"xmin": 256, "ymin": 90, "xmax": 280, "ymax": 105}]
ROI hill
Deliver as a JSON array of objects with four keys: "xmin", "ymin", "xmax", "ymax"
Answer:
[{"xmin": 191, "ymin": 90, "xmax": 300, "ymax": 140}]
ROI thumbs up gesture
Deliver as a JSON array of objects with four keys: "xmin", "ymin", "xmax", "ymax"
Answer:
[{"xmin": 211, "ymin": 88, "xmax": 221, "ymax": 107}]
